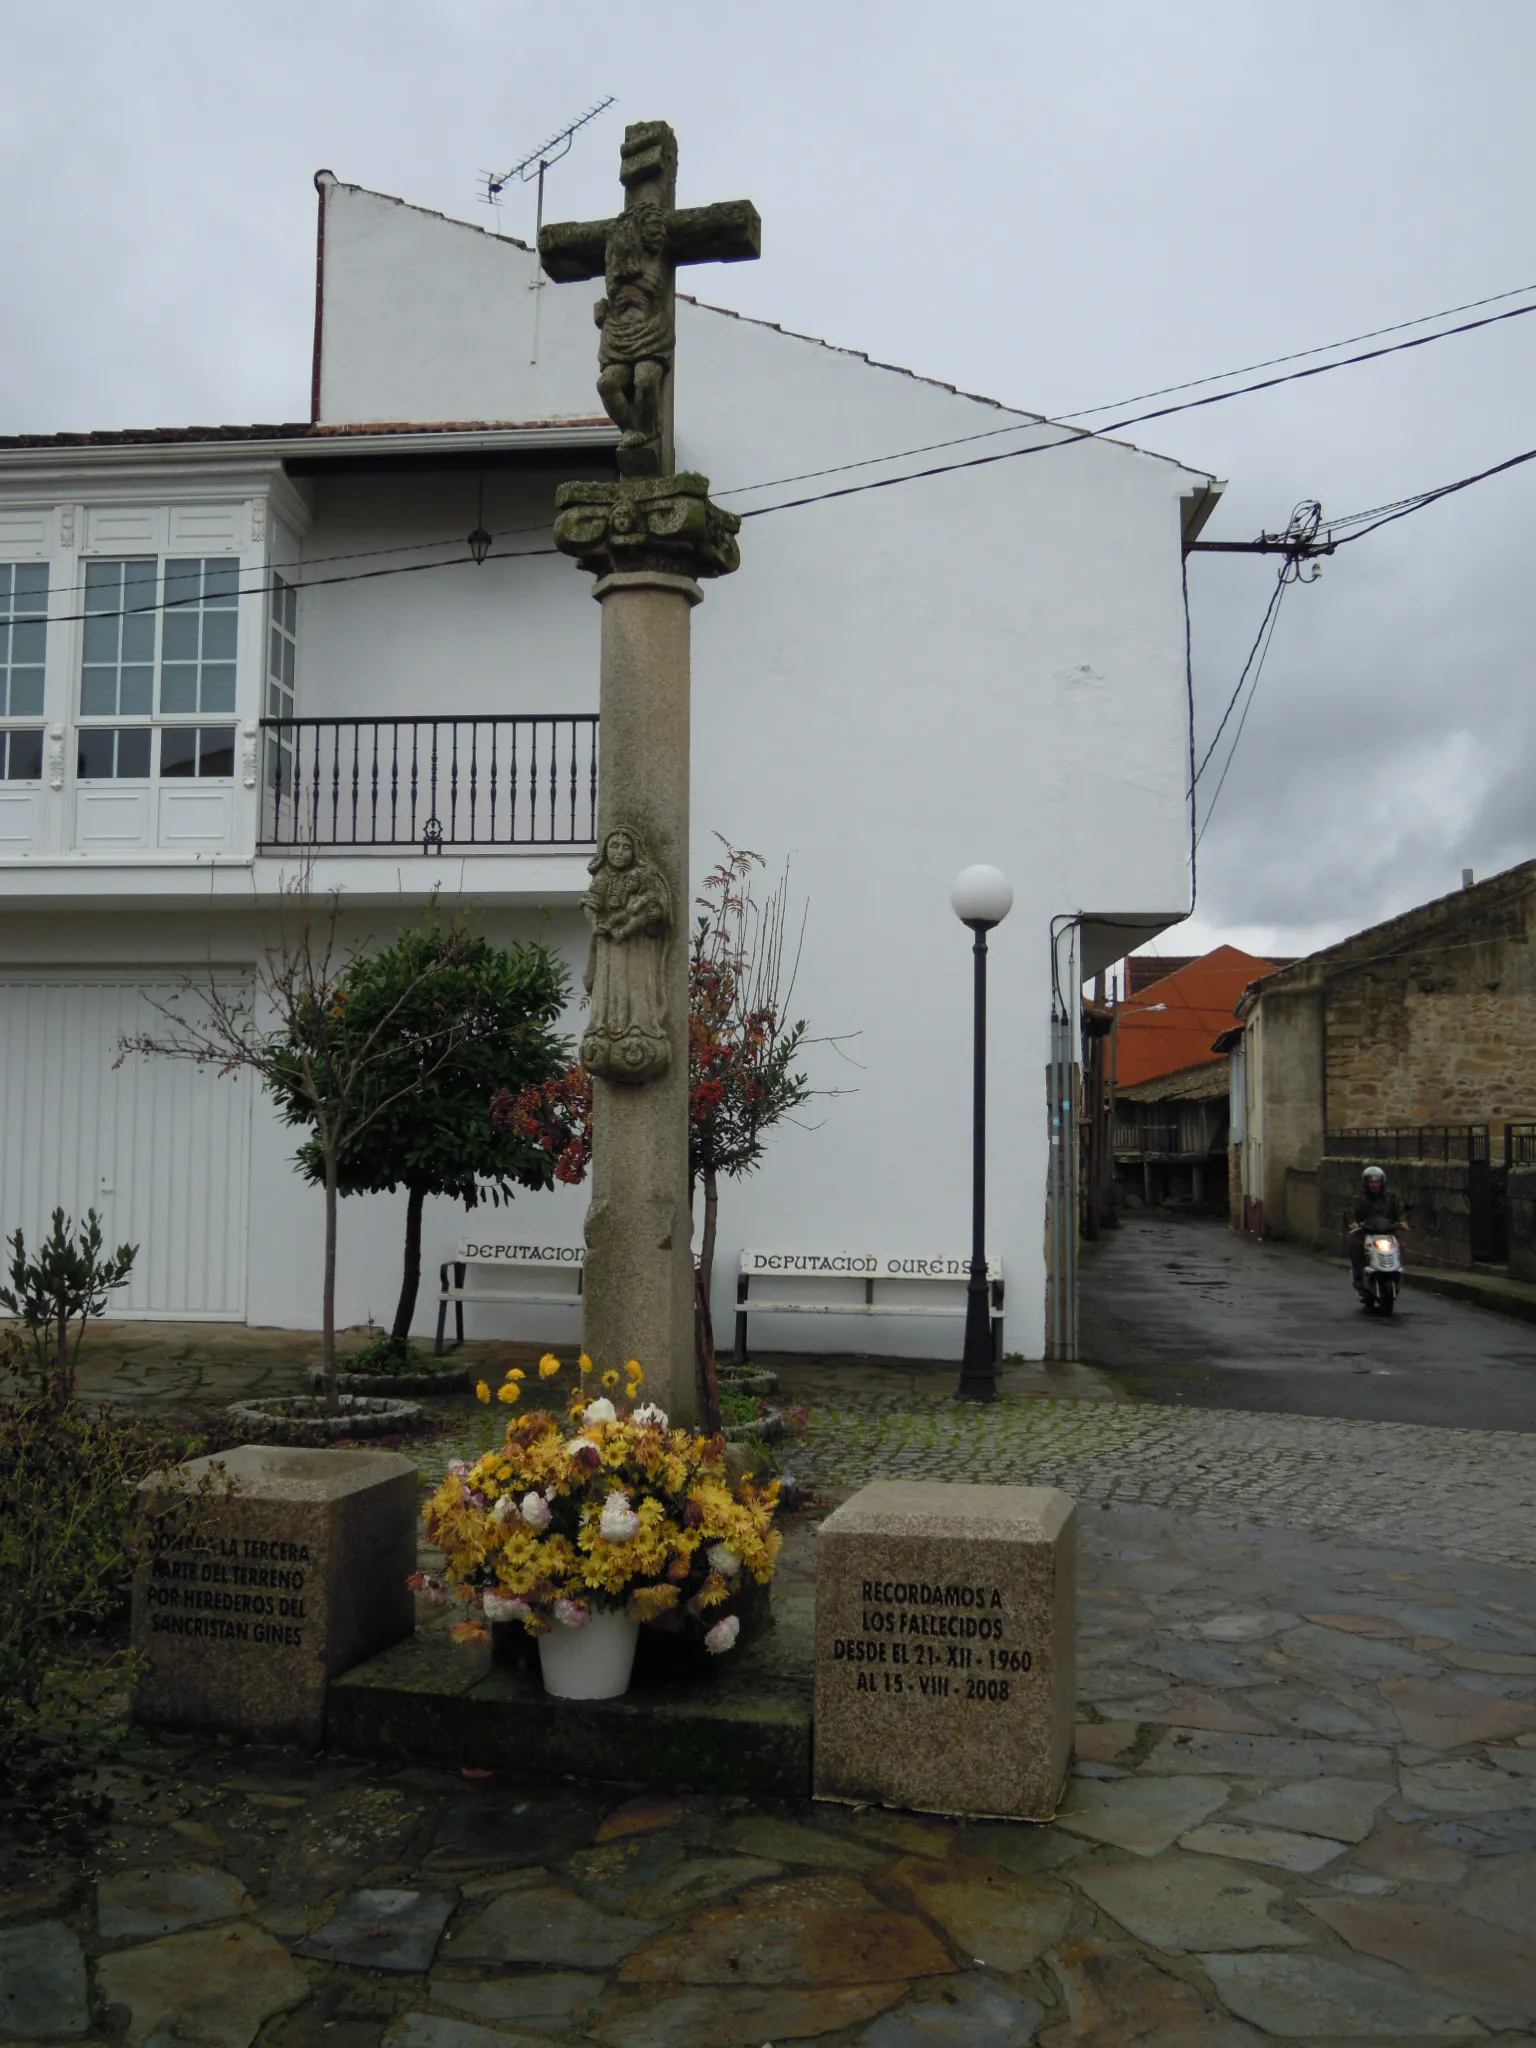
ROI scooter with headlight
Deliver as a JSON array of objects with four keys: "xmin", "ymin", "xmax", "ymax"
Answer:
[{"xmin": 1356, "ymin": 1212, "xmax": 1404, "ymax": 1315}]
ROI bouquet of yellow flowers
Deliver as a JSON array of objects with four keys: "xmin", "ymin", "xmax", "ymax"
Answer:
[{"xmin": 420, "ymin": 1356, "xmax": 780, "ymax": 1659}]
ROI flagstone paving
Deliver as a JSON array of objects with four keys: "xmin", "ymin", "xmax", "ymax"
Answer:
[{"xmin": 6, "ymin": 1499, "xmax": 1536, "ymax": 2044}]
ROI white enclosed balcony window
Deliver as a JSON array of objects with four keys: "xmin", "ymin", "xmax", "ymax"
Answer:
[
  {"xmin": 77, "ymin": 727, "xmax": 151, "ymax": 779},
  {"xmin": 1, "ymin": 562, "xmax": 47, "ymax": 719},
  {"xmin": 267, "ymin": 572, "xmax": 297, "ymax": 720},
  {"xmin": 262, "ymin": 572, "xmax": 298, "ymax": 827},
  {"xmin": 0, "ymin": 729, "xmax": 44, "ymax": 781},
  {"xmin": 1, "ymin": 562, "xmax": 47, "ymax": 802},
  {"xmin": 75, "ymin": 553, "xmax": 242, "ymax": 851},
  {"xmin": 161, "ymin": 557, "xmax": 239, "ymax": 714},
  {"xmin": 160, "ymin": 726, "xmax": 236, "ymax": 778},
  {"xmin": 81, "ymin": 559, "xmax": 156, "ymax": 717}
]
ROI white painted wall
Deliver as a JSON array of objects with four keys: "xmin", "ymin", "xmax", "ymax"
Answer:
[
  {"xmin": 0, "ymin": 902, "xmax": 592, "ymax": 1338},
  {"xmin": 314, "ymin": 181, "xmax": 1210, "ymax": 1357},
  {"xmin": 0, "ymin": 178, "xmax": 1216, "ymax": 1361},
  {"xmin": 293, "ymin": 471, "xmax": 595, "ymax": 722},
  {"xmin": 315, "ymin": 183, "xmax": 600, "ymax": 427}
]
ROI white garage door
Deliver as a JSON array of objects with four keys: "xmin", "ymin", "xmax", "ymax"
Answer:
[{"xmin": 0, "ymin": 978, "xmax": 251, "ymax": 1317}]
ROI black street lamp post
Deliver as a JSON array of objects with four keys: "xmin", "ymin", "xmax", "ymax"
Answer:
[{"xmin": 951, "ymin": 865, "xmax": 1014, "ymax": 1403}]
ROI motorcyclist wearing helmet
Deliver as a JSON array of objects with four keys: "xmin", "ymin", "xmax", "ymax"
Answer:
[{"xmin": 1350, "ymin": 1163, "xmax": 1405, "ymax": 1296}]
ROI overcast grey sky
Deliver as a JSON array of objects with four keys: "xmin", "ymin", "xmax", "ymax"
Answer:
[{"xmin": 4, "ymin": 1, "xmax": 1532, "ymax": 960}]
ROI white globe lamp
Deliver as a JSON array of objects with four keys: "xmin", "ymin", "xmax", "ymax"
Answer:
[{"xmin": 951, "ymin": 864, "xmax": 1014, "ymax": 930}]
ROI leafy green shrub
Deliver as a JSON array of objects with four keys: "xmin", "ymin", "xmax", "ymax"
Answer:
[
  {"xmin": 0, "ymin": 1341, "xmax": 221, "ymax": 1839},
  {"xmin": 343, "ymin": 1332, "xmax": 439, "ymax": 1376},
  {"xmin": 0, "ymin": 1207, "xmax": 136, "ymax": 1403}
]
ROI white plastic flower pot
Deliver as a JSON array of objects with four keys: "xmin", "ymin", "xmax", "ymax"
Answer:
[{"xmin": 536, "ymin": 1609, "xmax": 640, "ymax": 1700}]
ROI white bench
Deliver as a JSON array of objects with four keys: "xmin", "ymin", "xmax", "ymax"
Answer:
[
  {"xmin": 734, "ymin": 1249, "xmax": 1004, "ymax": 1362},
  {"xmin": 435, "ymin": 1240, "xmax": 585, "ymax": 1354}
]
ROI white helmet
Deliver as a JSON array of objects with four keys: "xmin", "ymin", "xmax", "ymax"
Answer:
[{"xmin": 1362, "ymin": 1164, "xmax": 1386, "ymax": 1187}]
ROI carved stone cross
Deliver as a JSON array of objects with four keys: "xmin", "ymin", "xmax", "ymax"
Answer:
[{"xmin": 540, "ymin": 120, "xmax": 760, "ymax": 477}]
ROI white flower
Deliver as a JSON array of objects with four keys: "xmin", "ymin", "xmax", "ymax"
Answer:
[
  {"xmin": 704, "ymin": 1614, "xmax": 741, "ymax": 1656},
  {"xmin": 519, "ymin": 1491, "xmax": 552, "ymax": 1530},
  {"xmin": 632, "ymin": 1402, "xmax": 669, "ymax": 1428},
  {"xmin": 566, "ymin": 1436, "xmax": 598, "ymax": 1459},
  {"xmin": 553, "ymin": 1598, "xmax": 588, "ymax": 1629},
  {"xmin": 483, "ymin": 1591, "xmax": 530, "ymax": 1622},
  {"xmin": 584, "ymin": 1397, "xmax": 618, "ymax": 1424},
  {"xmin": 490, "ymin": 1494, "xmax": 515, "ymax": 1522},
  {"xmin": 707, "ymin": 1543, "xmax": 743, "ymax": 1578},
  {"xmin": 599, "ymin": 1491, "xmax": 641, "ymax": 1542}
]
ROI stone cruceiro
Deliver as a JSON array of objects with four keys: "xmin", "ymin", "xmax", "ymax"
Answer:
[
  {"xmin": 813, "ymin": 1480, "xmax": 1076, "ymax": 1820},
  {"xmin": 537, "ymin": 120, "xmax": 760, "ymax": 1420}
]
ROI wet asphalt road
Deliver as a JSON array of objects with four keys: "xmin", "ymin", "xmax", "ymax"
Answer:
[{"xmin": 1080, "ymin": 1211, "xmax": 1536, "ymax": 1432}]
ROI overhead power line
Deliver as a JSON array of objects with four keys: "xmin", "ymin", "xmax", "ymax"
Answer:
[
  {"xmin": 1191, "ymin": 568, "xmax": 1289, "ymax": 791},
  {"xmin": 14, "ymin": 293, "xmax": 1536, "ymax": 629},
  {"xmin": 732, "ymin": 297, "xmax": 1536, "ymax": 521},
  {"xmin": 1327, "ymin": 445, "xmax": 1536, "ymax": 547},
  {"xmin": 1196, "ymin": 576, "xmax": 1290, "ymax": 847},
  {"xmin": 1051, "ymin": 280, "xmax": 1536, "ymax": 421}
]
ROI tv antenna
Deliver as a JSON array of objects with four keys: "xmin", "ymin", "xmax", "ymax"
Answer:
[{"xmin": 480, "ymin": 98, "xmax": 615, "ymax": 364}]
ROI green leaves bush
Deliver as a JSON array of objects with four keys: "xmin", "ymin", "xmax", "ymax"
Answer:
[
  {"xmin": 0, "ymin": 1332, "xmax": 220, "ymax": 1839},
  {"xmin": 0, "ymin": 1207, "xmax": 136, "ymax": 1403}
]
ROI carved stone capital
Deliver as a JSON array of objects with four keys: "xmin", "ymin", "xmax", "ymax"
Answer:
[{"xmin": 554, "ymin": 472, "xmax": 741, "ymax": 581}]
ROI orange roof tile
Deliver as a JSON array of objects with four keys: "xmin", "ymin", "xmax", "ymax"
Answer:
[{"xmin": 1114, "ymin": 946, "xmax": 1280, "ymax": 1088}]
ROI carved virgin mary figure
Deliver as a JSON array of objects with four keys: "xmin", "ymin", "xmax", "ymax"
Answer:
[{"xmin": 581, "ymin": 827, "xmax": 672, "ymax": 1082}]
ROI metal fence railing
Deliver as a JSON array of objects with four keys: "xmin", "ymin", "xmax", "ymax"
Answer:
[
  {"xmin": 259, "ymin": 714, "xmax": 599, "ymax": 851},
  {"xmin": 1507, "ymin": 1122, "xmax": 1536, "ymax": 1167},
  {"xmin": 1325, "ymin": 1125, "xmax": 1490, "ymax": 1163}
]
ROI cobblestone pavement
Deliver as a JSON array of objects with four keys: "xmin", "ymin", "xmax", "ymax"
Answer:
[
  {"xmin": 798, "ymin": 1398, "xmax": 1536, "ymax": 1571},
  {"xmin": 6, "ymin": 1504, "xmax": 1536, "ymax": 2046}
]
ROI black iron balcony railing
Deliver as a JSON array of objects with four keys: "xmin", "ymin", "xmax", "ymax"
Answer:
[
  {"xmin": 259, "ymin": 715, "xmax": 598, "ymax": 851},
  {"xmin": 1506, "ymin": 1122, "xmax": 1536, "ymax": 1166}
]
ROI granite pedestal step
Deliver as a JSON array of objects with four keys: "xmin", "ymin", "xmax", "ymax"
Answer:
[{"xmin": 327, "ymin": 1595, "xmax": 813, "ymax": 1801}]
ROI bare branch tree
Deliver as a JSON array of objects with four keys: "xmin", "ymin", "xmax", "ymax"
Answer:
[{"xmin": 116, "ymin": 860, "xmax": 475, "ymax": 1408}]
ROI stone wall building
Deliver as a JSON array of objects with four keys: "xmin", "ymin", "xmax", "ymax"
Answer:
[{"xmin": 1227, "ymin": 860, "xmax": 1536, "ymax": 1262}]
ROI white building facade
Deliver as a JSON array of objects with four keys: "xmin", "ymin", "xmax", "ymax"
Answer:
[{"xmin": 0, "ymin": 174, "xmax": 1219, "ymax": 1355}]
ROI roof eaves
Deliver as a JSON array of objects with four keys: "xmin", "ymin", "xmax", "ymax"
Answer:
[
  {"xmin": 0, "ymin": 417, "xmax": 614, "ymax": 452},
  {"xmin": 321, "ymin": 174, "xmax": 534, "ymax": 255},
  {"xmin": 1254, "ymin": 857, "xmax": 1536, "ymax": 992}
]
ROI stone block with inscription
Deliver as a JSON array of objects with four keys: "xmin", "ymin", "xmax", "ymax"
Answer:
[
  {"xmin": 813, "ymin": 1480, "xmax": 1075, "ymax": 1820},
  {"xmin": 132, "ymin": 1445, "xmax": 417, "ymax": 1748}
]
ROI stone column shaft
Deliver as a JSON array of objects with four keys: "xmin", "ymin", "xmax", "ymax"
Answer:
[{"xmin": 582, "ymin": 569, "xmax": 700, "ymax": 1421}]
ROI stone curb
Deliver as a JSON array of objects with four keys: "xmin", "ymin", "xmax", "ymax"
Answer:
[
  {"xmin": 723, "ymin": 1407, "xmax": 787, "ymax": 1444},
  {"xmin": 308, "ymin": 1366, "xmax": 471, "ymax": 1397},
  {"xmin": 226, "ymin": 1394, "xmax": 423, "ymax": 1442},
  {"xmin": 1404, "ymin": 1268, "xmax": 1536, "ymax": 1324},
  {"xmin": 719, "ymin": 1369, "xmax": 779, "ymax": 1396}
]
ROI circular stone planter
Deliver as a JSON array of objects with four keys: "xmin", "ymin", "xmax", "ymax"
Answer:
[
  {"xmin": 718, "ymin": 1369, "xmax": 779, "ymax": 1397},
  {"xmin": 721, "ymin": 1407, "xmax": 787, "ymax": 1445},
  {"xmin": 309, "ymin": 1365, "xmax": 469, "ymax": 1398},
  {"xmin": 226, "ymin": 1394, "xmax": 423, "ymax": 1444}
]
